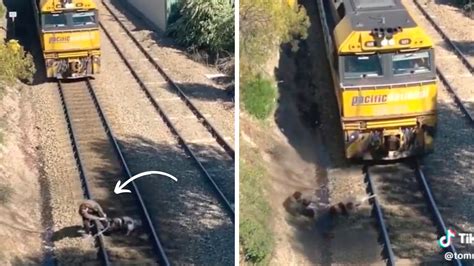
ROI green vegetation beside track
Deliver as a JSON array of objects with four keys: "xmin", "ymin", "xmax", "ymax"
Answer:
[
  {"xmin": 240, "ymin": 144, "xmax": 274, "ymax": 265},
  {"xmin": 239, "ymin": 1, "xmax": 310, "ymax": 264},
  {"xmin": 240, "ymin": 0, "xmax": 309, "ymax": 120}
]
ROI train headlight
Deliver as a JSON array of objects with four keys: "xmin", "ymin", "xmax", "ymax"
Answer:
[
  {"xmin": 349, "ymin": 131, "xmax": 359, "ymax": 142},
  {"xmin": 365, "ymin": 41, "xmax": 375, "ymax": 47},
  {"xmin": 93, "ymin": 56, "xmax": 100, "ymax": 65},
  {"xmin": 399, "ymin": 38, "xmax": 411, "ymax": 45}
]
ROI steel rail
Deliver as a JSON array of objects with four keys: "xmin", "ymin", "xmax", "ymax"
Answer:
[
  {"xmin": 84, "ymin": 79, "xmax": 171, "ymax": 266},
  {"xmin": 414, "ymin": 161, "xmax": 463, "ymax": 266},
  {"xmin": 59, "ymin": 79, "xmax": 170, "ymax": 265},
  {"xmin": 57, "ymin": 80, "xmax": 111, "ymax": 266},
  {"xmin": 99, "ymin": 22, "xmax": 235, "ymax": 222},
  {"xmin": 363, "ymin": 165, "xmax": 396, "ymax": 266},
  {"xmin": 411, "ymin": 1, "xmax": 474, "ymax": 124},
  {"xmin": 436, "ymin": 68, "xmax": 474, "ymax": 124},
  {"xmin": 414, "ymin": 0, "xmax": 474, "ymax": 74},
  {"xmin": 101, "ymin": 0, "xmax": 234, "ymax": 160}
]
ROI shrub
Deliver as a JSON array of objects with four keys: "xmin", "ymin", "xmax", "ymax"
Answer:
[
  {"xmin": 240, "ymin": 0, "xmax": 309, "ymax": 73},
  {"xmin": 240, "ymin": 219, "xmax": 273, "ymax": 264},
  {"xmin": 167, "ymin": 0, "xmax": 234, "ymax": 57},
  {"xmin": 240, "ymin": 156, "xmax": 274, "ymax": 264},
  {"xmin": 241, "ymin": 74, "xmax": 277, "ymax": 120},
  {"xmin": 0, "ymin": 40, "xmax": 35, "ymax": 87}
]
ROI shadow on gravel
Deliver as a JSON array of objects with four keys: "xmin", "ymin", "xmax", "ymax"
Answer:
[
  {"xmin": 419, "ymin": 103, "xmax": 474, "ymax": 256},
  {"xmin": 52, "ymin": 225, "xmax": 83, "ymax": 241},
  {"xmin": 434, "ymin": 0, "xmax": 474, "ymax": 16},
  {"xmin": 450, "ymin": 40, "xmax": 474, "ymax": 57},
  {"xmin": 82, "ymin": 135, "xmax": 234, "ymax": 265},
  {"xmin": 177, "ymin": 82, "xmax": 234, "ymax": 103},
  {"xmin": 274, "ymin": 0, "xmax": 347, "ymax": 170},
  {"xmin": 2, "ymin": 0, "xmax": 47, "ymax": 85}
]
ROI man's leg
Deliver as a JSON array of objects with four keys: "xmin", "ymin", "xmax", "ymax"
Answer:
[{"xmin": 83, "ymin": 218, "xmax": 92, "ymax": 235}]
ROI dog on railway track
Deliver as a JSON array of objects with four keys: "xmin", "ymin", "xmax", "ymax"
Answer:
[{"xmin": 107, "ymin": 216, "xmax": 142, "ymax": 236}]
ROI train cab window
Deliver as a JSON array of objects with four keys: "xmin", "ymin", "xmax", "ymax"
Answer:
[
  {"xmin": 72, "ymin": 12, "xmax": 97, "ymax": 27},
  {"xmin": 43, "ymin": 14, "xmax": 67, "ymax": 29},
  {"xmin": 392, "ymin": 51, "xmax": 432, "ymax": 75},
  {"xmin": 343, "ymin": 54, "xmax": 383, "ymax": 79}
]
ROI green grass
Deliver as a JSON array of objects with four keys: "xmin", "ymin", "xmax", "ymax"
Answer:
[
  {"xmin": 240, "ymin": 145, "xmax": 274, "ymax": 264},
  {"xmin": 241, "ymin": 74, "xmax": 277, "ymax": 120}
]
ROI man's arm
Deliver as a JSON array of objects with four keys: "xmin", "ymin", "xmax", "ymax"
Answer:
[
  {"xmin": 92, "ymin": 202, "xmax": 106, "ymax": 217},
  {"xmin": 81, "ymin": 209, "xmax": 105, "ymax": 220}
]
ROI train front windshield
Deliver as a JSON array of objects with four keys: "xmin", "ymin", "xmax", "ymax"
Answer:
[
  {"xmin": 72, "ymin": 12, "xmax": 96, "ymax": 27},
  {"xmin": 43, "ymin": 13, "xmax": 67, "ymax": 28},
  {"xmin": 343, "ymin": 54, "xmax": 383, "ymax": 79},
  {"xmin": 392, "ymin": 51, "xmax": 432, "ymax": 75},
  {"xmin": 42, "ymin": 11, "xmax": 98, "ymax": 31}
]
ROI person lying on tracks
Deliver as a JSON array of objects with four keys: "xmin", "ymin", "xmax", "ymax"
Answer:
[
  {"xmin": 287, "ymin": 191, "xmax": 376, "ymax": 219},
  {"xmin": 78, "ymin": 199, "xmax": 108, "ymax": 237}
]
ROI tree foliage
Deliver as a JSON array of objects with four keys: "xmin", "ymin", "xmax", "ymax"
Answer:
[
  {"xmin": 167, "ymin": 0, "xmax": 234, "ymax": 57},
  {"xmin": 0, "ymin": 40, "xmax": 35, "ymax": 87},
  {"xmin": 240, "ymin": 0, "xmax": 309, "ymax": 74},
  {"xmin": 240, "ymin": 0, "xmax": 309, "ymax": 120}
]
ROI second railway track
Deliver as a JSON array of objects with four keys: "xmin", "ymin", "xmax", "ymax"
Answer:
[
  {"xmin": 58, "ymin": 79, "xmax": 169, "ymax": 265},
  {"xmin": 101, "ymin": 0, "xmax": 235, "ymax": 158},
  {"xmin": 364, "ymin": 161, "xmax": 462, "ymax": 265},
  {"xmin": 97, "ymin": 0, "xmax": 235, "ymax": 217},
  {"xmin": 405, "ymin": 0, "xmax": 474, "ymax": 124}
]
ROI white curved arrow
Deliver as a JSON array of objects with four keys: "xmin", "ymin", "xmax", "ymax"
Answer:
[{"xmin": 114, "ymin": 171, "xmax": 178, "ymax": 194}]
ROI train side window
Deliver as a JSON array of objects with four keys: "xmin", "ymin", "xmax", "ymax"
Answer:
[{"xmin": 337, "ymin": 3, "xmax": 346, "ymax": 18}]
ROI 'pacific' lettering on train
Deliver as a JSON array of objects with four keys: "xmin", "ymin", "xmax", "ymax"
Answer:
[
  {"xmin": 352, "ymin": 95, "xmax": 387, "ymax": 106},
  {"xmin": 49, "ymin": 36, "xmax": 70, "ymax": 44}
]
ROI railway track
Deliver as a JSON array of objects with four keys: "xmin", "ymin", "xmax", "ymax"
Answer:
[
  {"xmin": 409, "ymin": 1, "xmax": 474, "ymax": 124},
  {"xmin": 58, "ymin": 79, "xmax": 169, "ymax": 265},
  {"xmin": 98, "ymin": 2, "xmax": 235, "ymax": 219},
  {"xmin": 413, "ymin": 0, "xmax": 474, "ymax": 73},
  {"xmin": 101, "ymin": 0, "xmax": 234, "ymax": 157},
  {"xmin": 364, "ymin": 161, "xmax": 462, "ymax": 266}
]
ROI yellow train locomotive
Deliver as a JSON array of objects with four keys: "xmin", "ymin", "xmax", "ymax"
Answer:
[
  {"xmin": 32, "ymin": 0, "xmax": 101, "ymax": 79},
  {"xmin": 317, "ymin": 0, "xmax": 437, "ymax": 160}
]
